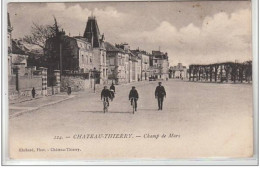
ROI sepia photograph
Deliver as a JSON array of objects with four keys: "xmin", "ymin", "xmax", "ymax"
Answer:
[{"xmin": 2, "ymin": 0, "xmax": 258, "ymax": 165}]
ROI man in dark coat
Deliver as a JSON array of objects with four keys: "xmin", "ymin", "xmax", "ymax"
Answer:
[
  {"xmin": 32, "ymin": 87, "xmax": 36, "ymax": 98},
  {"xmin": 110, "ymin": 82, "xmax": 115, "ymax": 92},
  {"xmin": 155, "ymin": 82, "xmax": 166, "ymax": 110},
  {"xmin": 129, "ymin": 86, "xmax": 139, "ymax": 111},
  {"xmin": 101, "ymin": 86, "xmax": 112, "ymax": 106}
]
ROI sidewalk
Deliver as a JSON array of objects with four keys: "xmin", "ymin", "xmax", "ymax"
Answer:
[
  {"xmin": 9, "ymin": 93, "xmax": 76, "ymax": 118},
  {"xmin": 8, "ymin": 81, "xmax": 150, "ymax": 118}
]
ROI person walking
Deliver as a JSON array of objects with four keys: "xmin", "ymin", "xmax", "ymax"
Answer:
[
  {"xmin": 32, "ymin": 87, "xmax": 36, "ymax": 98},
  {"xmin": 155, "ymin": 82, "xmax": 166, "ymax": 110},
  {"xmin": 67, "ymin": 86, "xmax": 72, "ymax": 95},
  {"xmin": 129, "ymin": 86, "xmax": 139, "ymax": 111}
]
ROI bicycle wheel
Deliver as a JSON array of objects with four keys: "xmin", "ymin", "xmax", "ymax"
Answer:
[
  {"xmin": 103, "ymin": 101, "xmax": 106, "ymax": 113},
  {"xmin": 132, "ymin": 101, "xmax": 135, "ymax": 114},
  {"xmin": 106, "ymin": 102, "xmax": 108, "ymax": 112}
]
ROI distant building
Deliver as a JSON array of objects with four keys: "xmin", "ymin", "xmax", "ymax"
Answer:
[
  {"xmin": 105, "ymin": 42, "xmax": 126, "ymax": 84},
  {"xmin": 115, "ymin": 43, "xmax": 138, "ymax": 83},
  {"xmin": 170, "ymin": 63, "xmax": 187, "ymax": 79},
  {"xmin": 105, "ymin": 42, "xmax": 138, "ymax": 84},
  {"xmin": 129, "ymin": 51, "xmax": 138, "ymax": 82},
  {"xmin": 150, "ymin": 50, "xmax": 169, "ymax": 80},
  {"xmin": 131, "ymin": 49, "xmax": 150, "ymax": 81}
]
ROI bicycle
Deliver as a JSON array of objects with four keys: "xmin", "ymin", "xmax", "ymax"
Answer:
[
  {"xmin": 130, "ymin": 97, "xmax": 137, "ymax": 114},
  {"xmin": 103, "ymin": 97, "xmax": 109, "ymax": 113}
]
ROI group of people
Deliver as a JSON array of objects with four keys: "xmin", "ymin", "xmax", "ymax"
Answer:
[{"xmin": 101, "ymin": 82, "xmax": 167, "ymax": 111}]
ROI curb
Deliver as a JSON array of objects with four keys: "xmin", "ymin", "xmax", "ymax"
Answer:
[{"xmin": 9, "ymin": 95, "xmax": 76, "ymax": 119}]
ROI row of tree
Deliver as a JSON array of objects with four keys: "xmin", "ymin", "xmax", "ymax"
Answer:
[{"xmin": 188, "ymin": 61, "xmax": 252, "ymax": 83}]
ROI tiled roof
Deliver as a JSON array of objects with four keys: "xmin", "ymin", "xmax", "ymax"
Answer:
[
  {"xmin": 152, "ymin": 51, "xmax": 163, "ymax": 56},
  {"xmin": 12, "ymin": 40, "xmax": 27, "ymax": 55},
  {"xmin": 73, "ymin": 36, "xmax": 89, "ymax": 43},
  {"xmin": 130, "ymin": 50, "xmax": 139, "ymax": 56},
  {"xmin": 83, "ymin": 16, "xmax": 103, "ymax": 48},
  {"xmin": 105, "ymin": 42, "xmax": 124, "ymax": 53},
  {"xmin": 12, "ymin": 55, "xmax": 27, "ymax": 64}
]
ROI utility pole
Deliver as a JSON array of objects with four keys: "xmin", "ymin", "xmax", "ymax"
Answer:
[{"xmin": 59, "ymin": 43, "xmax": 62, "ymax": 76}]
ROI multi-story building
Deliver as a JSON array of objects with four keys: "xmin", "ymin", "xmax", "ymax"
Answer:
[
  {"xmin": 130, "ymin": 50, "xmax": 142, "ymax": 81},
  {"xmin": 130, "ymin": 49, "xmax": 150, "ymax": 81},
  {"xmin": 45, "ymin": 33, "xmax": 94, "ymax": 74},
  {"xmin": 45, "ymin": 15, "xmax": 107, "ymax": 84},
  {"xmin": 105, "ymin": 42, "xmax": 139, "ymax": 84},
  {"xmin": 129, "ymin": 51, "xmax": 138, "ymax": 82},
  {"xmin": 115, "ymin": 43, "xmax": 134, "ymax": 83},
  {"xmin": 150, "ymin": 50, "xmax": 169, "ymax": 80},
  {"xmin": 105, "ymin": 42, "xmax": 126, "ymax": 84}
]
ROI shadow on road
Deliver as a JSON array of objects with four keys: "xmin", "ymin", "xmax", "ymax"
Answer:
[
  {"xmin": 138, "ymin": 108, "xmax": 158, "ymax": 111},
  {"xmin": 79, "ymin": 111, "xmax": 132, "ymax": 114}
]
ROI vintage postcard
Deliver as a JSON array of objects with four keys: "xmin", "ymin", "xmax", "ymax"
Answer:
[{"xmin": 2, "ymin": 0, "xmax": 258, "ymax": 165}]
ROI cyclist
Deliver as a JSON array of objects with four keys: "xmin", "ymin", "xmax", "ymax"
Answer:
[
  {"xmin": 129, "ymin": 86, "xmax": 139, "ymax": 111},
  {"xmin": 110, "ymin": 89, "xmax": 115, "ymax": 101},
  {"xmin": 101, "ymin": 86, "xmax": 112, "ymax": 106},
  {"xmin": 110, "ymin": 82, "xmax": 115, "ymax": 93}
]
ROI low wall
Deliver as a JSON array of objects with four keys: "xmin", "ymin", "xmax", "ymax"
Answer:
[
  {"xmin": 8, "ymin": 69, "xmax": 61, "ymax": 101},
  {"xmin": 61, "ymin": 75, "xmax": 92, "ymax": 92},
  {"xmin": 9, "ymin": 87, "xmax": 42, "ymax": 101},
  {"xmin": 19, "ymin": 76, "xmax": 42, "ymax": 89}
]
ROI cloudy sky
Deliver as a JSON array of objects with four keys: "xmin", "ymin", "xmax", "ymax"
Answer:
[{"xmin": 8, "ymin": 1, "xmax": 252, "ymax": 66}]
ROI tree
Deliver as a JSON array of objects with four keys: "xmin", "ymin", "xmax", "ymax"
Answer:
[
  {"xmin": 230, "ymin": 63, "xmax": 238, "ymax": 83},
  {"xmin": 204, "ymin": 66, "xmax": 209, "ymax": 81},
  {"xmin": 213, "ymin": 64, "xmax": 219, "ymax": 82},
  {"xmin": 224, "ymin": 64, "xmax": 231, "ymax": 82},
  {"xmin": 23, "ymin": 17, "xmax": 60, "ymax": 49}
]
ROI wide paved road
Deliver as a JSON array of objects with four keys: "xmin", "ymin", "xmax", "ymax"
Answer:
[{"xmin": 9, "ymin": 79, "xmax": 253, "ymax": 159}]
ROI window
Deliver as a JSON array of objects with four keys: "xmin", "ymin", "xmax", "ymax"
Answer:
[{"xmin": 110, "ymin": 58, "xmax": 114, "ymax": 65}]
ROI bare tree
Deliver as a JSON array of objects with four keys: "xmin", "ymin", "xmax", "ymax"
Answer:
[{"xmin": 23, "ymin": 17, "xmax": 60, "ymax": 49}]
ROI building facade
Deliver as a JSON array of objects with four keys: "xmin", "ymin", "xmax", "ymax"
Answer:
[
  {"xmin": 170, "ymin": 63, "xmax": 187, "ymax": 79},
  {"xmin": 45, "ymin": 34, "xmax": 94, "ymax": 74},
  {"xmin": 150, "ymin": 50, "xmax": 169, "ymax": 80},
  {"xmin": 44, "ymin": 15, "xmax": 107, "ymax": 84},
  {"xmin": 131, "ymin": 49, "xmax": 150, "ymax": 81}
]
